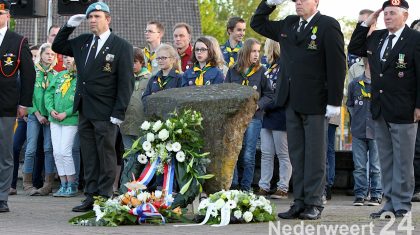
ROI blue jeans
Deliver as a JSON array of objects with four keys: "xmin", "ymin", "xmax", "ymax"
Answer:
[
  {"xmin": 23, "ymin": 114, "xmax": 55, "ymax": 174},
  {"xmin": 326, "ymin": 124, "xmax": 337, "ymax": 187},
  {"xmin": 12, "ymin": 118, "xmax": 27, "ymax": 189},
  {"xmin": 232, "ymin": 119, "xmax": 262, "ymax": 191},
  {"xmin": 352, "ymin": 137, "xmax": 382, "ymax": 198}
]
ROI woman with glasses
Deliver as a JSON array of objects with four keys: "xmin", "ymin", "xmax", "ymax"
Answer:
[
  {"xmin": 142, "ymin": 43, "xmax": 182, "ymax": 104},
  {"xmin": 225, "ymin": 38, "xmax": 274, "ymax": 192},
  {"xmin": 181, "ymin": 37, "xmax": 224, "ymax": 87}
]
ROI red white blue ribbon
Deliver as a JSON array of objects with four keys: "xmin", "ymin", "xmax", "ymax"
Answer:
[
  {"xmin": 137, "ymin": 156, "xmax": 175, "ymax": 207},
  {"xmin": 129, "ymin": 203, "xmax": 166, "ymax": 224}
]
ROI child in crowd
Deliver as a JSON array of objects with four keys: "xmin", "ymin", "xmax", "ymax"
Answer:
[
  {"xmin": 182, "ymin": 37, "xmax": 224, "ymax": 87},
  {"xmin": 22, "ymin": 43, "xmax": 57, "ymax": 196},
  {"xmin": 44, "ymin": 55, "xmax": 79, "ymax": 197},
  {"xmin": 257, "ymin": 39, "xmax": 291, "ymax": 199},
  {"xmin": 226, "ymin": 38, "xmax": 274, "ymax": 191},
  {"xmin": 346, "ymin": 57, "xmax": 382, "ymax": 206}
]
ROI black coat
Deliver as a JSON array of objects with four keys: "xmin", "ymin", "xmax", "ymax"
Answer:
[
  {"xmin": 250, "ymin": 1, "xmax": 346, "ymax": 115},
  {"xmin": 0, "ymin": 30, "xmax": 35, "ymax": 117},
  {"xmin": 52, "ymin": 25, "xmax": 134, "ymax": 121},
  {"xmin": 348, "ymin": 24, "xmax": 420, "ymax": 124}
]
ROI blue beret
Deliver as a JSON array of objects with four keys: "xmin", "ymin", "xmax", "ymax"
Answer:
[
  {"xmin": 85, "ymin": 2, "xmax": 110, "ymax": 18},
  {"xmin": 382, "ymin": 0, "xmax": 409, "ymax": 10}
]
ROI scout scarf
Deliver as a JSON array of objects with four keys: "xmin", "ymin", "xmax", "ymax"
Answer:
[
  {"xmin": 266, "ymin": 63, "xmax": 278, "ymax": 75},
  {"xmin": 60, "ymin": 72, "xmax": 75, "ymax": 97},
  {"xmin": 241, "ymin": 65, "xmax": 259, "ymax": 86},
  {"xmin": 156, "ymin": 72, "xmax": 175, "ymax": 90},
  {"xmin": 359, "ymin": 80, "xmax": 371, "ymax": 98},
  {"xmin": 35, "ymin": 63, "xmax": 54, "ymax": 89},
  {"xmin": 144, "ymin": 47, "xmax": 156, "ymax": 72},
  {"xmin": 193, "ymin": 62, "xmax": 212, "ymax": 86},
  {"xmin": 226, "ymin": 44, "xmax": 241, "ymax": 67}
]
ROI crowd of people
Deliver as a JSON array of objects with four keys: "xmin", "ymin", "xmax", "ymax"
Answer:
[{"xmin": 0, "ymin": 0, "xmax": 419, "ymax": 222}]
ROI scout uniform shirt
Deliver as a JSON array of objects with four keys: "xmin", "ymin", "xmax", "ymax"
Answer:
[
  {"xmin": 221, "ymin": 41, "xmax": 242, "ymax": 67},
  {"xmin": 44, "ymin": 70, "xmax": 78, "ymax": 125},
  {"xmin": 181, "ymin": 63, "xmax": 224, "ymax": 87},
  {"xmin": 225, "ymin": 65, "xmax": 274, "ymax": 119},
  {"xmin": 28, "ymin": 63, "xmax": 57, "ymax": 116},
  {"xmin": 141, "ymin": 68, "xmax": 182, "ymax": 104}
]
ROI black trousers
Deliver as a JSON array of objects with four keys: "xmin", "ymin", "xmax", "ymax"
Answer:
[
  {"xmin": 286, "ymin": 104, "xmax": 327, "ymax": 208},
  {"xmin": 414, "ymin": 127, "xmax": 420, "ymax": 193},
  {"xmin": 79, "ymin": 113, "xmax": 118, "ymax": 197}
]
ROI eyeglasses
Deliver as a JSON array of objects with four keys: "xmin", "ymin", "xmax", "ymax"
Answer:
[
  {"xmin": 156, "ymin": 56, "xmax": 171, "ymax": 61},
  {"xmin": 144, "ymin": 30, "xmax": 159, "ymax": 34},
  {"xmin": 194, "ymin": 48, "xmax": 208, "ymax": 53}
]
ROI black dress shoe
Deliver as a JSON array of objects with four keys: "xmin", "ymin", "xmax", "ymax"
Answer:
[
  {"xmin": 394, "ymin": 209, "xmax": 409, "ymax": 218},
  {"xmin": 299, "ymin": 206, "xmax": 322, "ymax": 220},
  {"xmin": 370, "ymin": 209, "xmax": 394, "ymax": 219},
  {"xmin": 0, "ymin": 201, "xmax": 10, "ymax": 213},
  {"xmin": 278, "ymin": 205, "xmax": 304, "ymax": 219},
  {"xmin": 72, "ymin": 196, "xmax": 94, "ymax": 212}
]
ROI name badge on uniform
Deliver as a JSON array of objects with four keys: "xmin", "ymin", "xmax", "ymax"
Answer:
[{"xmin": 103, "ymin": 54, "xmax": 114, "ymax": 72}]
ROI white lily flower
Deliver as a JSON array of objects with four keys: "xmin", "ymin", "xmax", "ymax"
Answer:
[
  {"xmin": 137, "ymin": 192, "xmax": 151, "ymax": 203},
  {"xmin": 154, "ymin": 190, "xmax": 162, "ymax": 199},
  {"xmin": 142, "ymin": 141, "xmax": 152, "ymax": 151},
  {"xmin": 158, "ymin": 129, "xmax": 169, "ymax": 141},
  {"xmin": 227, "ymin": 200, "xmax": 237, "ymax": 209},
  {"xmin": 171, "ymin": 142, "xmax": 182, "ymax": 152},
  {"xmin": 243, "ymin": 211, "xmax": 253, "ymax": 223},
  {"xmin": 140, "ymin": 121, "xmax": 151, "ymax": 130},
  {"xmin": 152, "ymin": 120, "xmax": 163, "ymax": 132},
  {"xmin": 146, "ymin": 133, "xmax": 155, "ymax": 142},
  {"xmin": 175, "ymin": 151, "xmax": 186, "ymax": 162}
]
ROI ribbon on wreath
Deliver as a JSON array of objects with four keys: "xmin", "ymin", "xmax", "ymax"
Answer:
[
  {"xmin": 173, "ymin": 202, "xmax": 232, "ymax": 227},
  {"xmin": 137, "ymin": 157, "xmax": 175, "ymax": 207},
  {"xmin": 129, "ymin": 203, "xmax": 166, "ymax": 224}
]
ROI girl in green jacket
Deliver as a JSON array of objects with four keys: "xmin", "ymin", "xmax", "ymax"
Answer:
[{"xmin": 44, "ymin": 55, "xmax": 78, "ymax": 197}]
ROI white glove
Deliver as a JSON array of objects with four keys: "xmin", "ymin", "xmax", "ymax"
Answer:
[
  {"xmin": 67, "ymin": 14, "xmax": 86, "ymax": 27},
  {"xmin": 266, "ymin": 0, "xmax": 286, "ymax": 6},
  {"xmin": 110, "ymin": 117, "xmax": 123, "ymax": 126},
  {"xmin": 325, "ymin": 105, "xmax": 341, "ymax": 118}
]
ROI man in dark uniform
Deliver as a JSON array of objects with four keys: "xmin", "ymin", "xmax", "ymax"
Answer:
[
  {"xmin": 0, "ymin": 0, "xmax": 35, "ymax": 212},
  {"xmin": 52, "ymin": 2, "xmax": 134, "ymax": 212},
  {"xmin": 349, "ymin": 0, "xmax": 420, "ymax": 218},
  {"xmin": 251, "ymin": 0, "xmax": 346, "ymax": 220}
]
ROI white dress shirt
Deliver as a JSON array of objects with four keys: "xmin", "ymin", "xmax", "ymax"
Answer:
[
  {"xmin": 0, "ymin": 26, "xmax": 8, "ymax": 47},
  {"xmin": 380, "ymin": 26, "xmax": 404, "ymax": 59}
]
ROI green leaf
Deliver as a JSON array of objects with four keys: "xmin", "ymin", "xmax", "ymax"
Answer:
[
  {"xmin": 180, "ymin": 177, "xmax": 193, "ymax": 194},
  {"xmin": 197, "ymin": 174, "xmax": 214, "ymax": 179}
]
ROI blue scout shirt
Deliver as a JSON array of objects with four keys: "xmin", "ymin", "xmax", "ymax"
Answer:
[
  {"xmin": 182, "ymin": 64, "xmax": 224, "ymax": 87},
  {"xmin": 220, "ymin": 40, "xmax": 242, "ymax": 67},
  {"xmin": 142, "ymin": 68, "xmax": 182, "ymax": 104}
]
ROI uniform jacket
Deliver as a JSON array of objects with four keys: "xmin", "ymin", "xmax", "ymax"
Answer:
[
  {"xmin": 44, "ymin": 70, "xmax": 78, "ymax": 126},
  {"xmin": 348, "ymin": 23, "xmax": 420, "ymax": 124},
  {"xmin": 28, "ymin": 64, "xmax": 57, "ymax": 116},
  {"xmin": 251, "ymin": 1, "xmax": 346, "ymax": 115},
  {"xmin": 0, "ymin": 30, "xmax": 35, "ymax": 117},
  {"xmin": 225, "ymin": 65, "xmax": 274, "ymax": 119},
  {"xmin": 221, "ymin": 40, "xmax": 242, "ymax": 66},
  {"xmin": 52, "ymin": 25, "xmax": 134, "ymax": 121},
  {"xmin": 181, "ymin": 65, "xmax": 224, "ymax": 87},
  {"xmin": 141, "ymin": 68, "xmax": 182, "ymax": 105}
]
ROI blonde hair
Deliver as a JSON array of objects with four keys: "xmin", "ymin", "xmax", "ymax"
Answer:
[
  {"xmin": 236, "ymin": 38, "xmax": 261, "ymax": 73},
  {"xmin": 205, "ymin": 35, "xmax": 226, "ymax": 68},
  {"xmin": 155, "ymin": 43, "xmax": 181, "ymax": 72},
  {"xmin": 36, "ymin": 43, "xmax": 57, "ymax": 67},
  {"xmin": 264, "ymin": 39, "xmax": 280, "ymax": 65}
]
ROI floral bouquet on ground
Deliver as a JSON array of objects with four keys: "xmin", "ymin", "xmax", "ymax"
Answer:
[
  {"xmin": 194, "ymin": 190, "xmax": 276, "ymax": 226},
  {"xmin": 69, "ymin": 181, "xmax": 187, "ymax": 226},
  {"xmin": 123, "ymin": 109, "xmax": 214, "ymax": 208}
]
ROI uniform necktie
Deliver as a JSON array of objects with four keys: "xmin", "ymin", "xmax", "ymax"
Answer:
[
  {"xmin": 381, "ymin": 34, "xmax": 395, "ymax": 62},
  {"xmin": 297, "ymin": 20, "xmax": 307, "ymax": 33},
  {"xmin": 85, "ymin": 35, "xmax": 100, "ymax": 67}
]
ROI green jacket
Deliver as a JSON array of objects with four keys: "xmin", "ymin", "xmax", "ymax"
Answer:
[
  {"xmin": 28, "ymin": 64, "xmax": 57, "ymax": 116},
  {"xmin": 44, "ymin": 70, "xmax": 78, "ymax": 126},
  {"xmin": 120, "ymin": 67, "xmax": 151, "ymax": 136}
]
